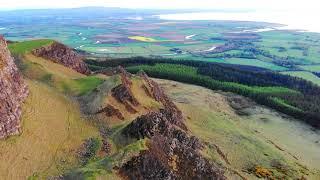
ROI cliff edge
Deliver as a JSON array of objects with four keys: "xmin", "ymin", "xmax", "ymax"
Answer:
[
  {"xmin": 32, "ymin": 41, "xmax": 90, "ymax": 75},
  {"xmin": 0, "ymin": 36, "xmax": 28, "ymax": 139}
]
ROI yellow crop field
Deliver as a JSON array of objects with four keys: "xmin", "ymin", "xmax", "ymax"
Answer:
[{"xmin": 128, "ymin": 36, "xmax": 159, "ymax": 42}]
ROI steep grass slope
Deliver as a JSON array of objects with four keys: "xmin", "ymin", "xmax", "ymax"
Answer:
[
  {"xmin": 0, "ymin": 80, "xmax": 99, "ymax": 179},
  {"xmin": 3, "ymin": 39, "xmax": 319, "ymax": 179},
  {"xmin": 156, "ymin": 79, "xmax": 320, "ymax": 179},
  {"xmin": 21, "ymin": 53, "xmax": 103, "ymax": 96},
  {"xmin": 8, "ymin": 39, "xmax": 54, "ymax": 55},
  {"xmin": 9, "ymin": 39, "xmax": 103, "ymax": 96},
  {"xmin": 0, "ymin": 39, "xmax": 103, "ymax": 179},
  {"xmin": 81, "ymin": 74, "xmax": 163, "ymax": 124},
  {"xmin": 63, "ymin": 72, "xmax": 319, "ymax": 179}
]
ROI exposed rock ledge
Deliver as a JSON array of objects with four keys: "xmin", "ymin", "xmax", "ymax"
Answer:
[
  {"xmin": 0, "ymin": 36, "xmax": 29, "ymax": 139},
  {"xmin": 120, "ymin": 71, "xmax": 226, "ymax": 179},
  {"xmin": 32, "ymin": 41, "xmax": 91, "ymax": 75},
  {"xmin": 120, "ymin": 111, "xmax": 226, "ymax": 179}
]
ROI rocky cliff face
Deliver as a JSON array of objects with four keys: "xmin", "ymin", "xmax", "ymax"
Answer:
[
  {"xmin": 119, "ymin": 70, "xmax": 225, "ymax": 179},
  {"xmin": 32, "ymin": 42, "xmax": 90, "ymax": 75},
  {"xmin": 120, "ymin": 135, "xmax": 226, "ymax": 180},
  {"xmin": 78, "ymin": 67, "xmax": 226, "ymax": 179},
  {"xmin": 120, "ymin": 111, "xmax": 225, "ymax": 179},
  {"xmin": 97, "ymin": 104, "xmax": 124, "ymax": 120},
  {"xmin": 139, "ymin": 71, "xmax": 186, "ymax": 130},
  {"xmin": 0, "ymin": 36, "xmax": 29, "ymax": 139},
  {"xmin": 111, "ymin": 67, "xmax": 140, "ymax": 113}
]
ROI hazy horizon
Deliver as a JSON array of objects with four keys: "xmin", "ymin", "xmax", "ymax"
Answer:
[
  {"xmin": 1, "ymin": 0, "xmax": 320, "ymax": 32},
  {"xmin": 1, "ymin": 0, "xmax": 318, "ymax": 10}
]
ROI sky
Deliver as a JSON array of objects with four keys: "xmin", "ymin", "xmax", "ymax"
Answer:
[
  {"xmin": 1, "ymin": 0, "xmax": 319, "ymax": 11},
  {"xmin": 1, "ymin": 0, "xmax": 320, "ymax": 32}
]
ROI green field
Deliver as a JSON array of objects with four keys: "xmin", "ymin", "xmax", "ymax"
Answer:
[
  {"xmin": 126, "ymin": 63, "xmax": 298, "ymax": 96},
  {"xmin": 2, "ymin": 34, "xmax": 320, "ymax": 179},
  {"xmin": 2, "ymin": 9, "xmax": 320, "ymax": 179},
  {"xmin": 123, "ymin": 62, "xmax": 320, "ymax": 129},
  {"xmin": 299, "ymin": 65, "xmax": 320, "ymax": 72},
  {"xmin": 281, "ymin": 71, "xmax": 320, "ymax": 86},
  {"xmin": 3, "ymin": 14, "xmax": 320, "ymax": 84},
  {"xmin": 222, "ymin": 58, "xmax": 288, "ymax": 71},
  {"xmin": 8, "ymin": 39, "xmax": 54, "ymax": 55}
]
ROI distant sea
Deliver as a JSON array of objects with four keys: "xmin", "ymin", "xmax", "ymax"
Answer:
[{"xmin": 156, "ymin": 11, "xmax": 320, "ymax": 33}]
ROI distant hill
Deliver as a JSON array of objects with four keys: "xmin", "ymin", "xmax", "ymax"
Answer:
[{"xmin": 0, "ymin": 7, "xmax": 206, "ymax": 21}]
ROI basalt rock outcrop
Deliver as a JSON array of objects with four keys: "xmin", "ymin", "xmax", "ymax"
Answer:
[
  {"xmin": 121, "ymin": 118, "xmax": 225, "ymax": 179},
  {"xmin": 120, "ymin": 135, "xmax": 226, "ymax": 180},
  {"xmin": 122, "ymin": 111, "xmax": 171, "ymax": 139},
  {"xmin": 81, "ymin": 67, "xmax": 226, "ymax": 179},
  {"xmin": 120, "ymin": 71, "xmax": 225, "ymax": 179},
  {"xmin": 82, "ymin": 67, "xmax": 136, "ymax": 120},
  {"xmin": 97, "ymin": 104, "xmax": 124, "ymax": 120},
  {"xmin": 0, "ymin": 36, "xmax": 29, "ymax": 139},
  {"xmin": 94, "ymin": 67, "xmax": 186, "ymax": 124},
  {"xmin": 111, "ymin": 67, "xmax": 140, "ymax": 113},
  {"xmin": 97, "ymin": 66, "xmax": 130, "ymax": 76},
  {"xmin": 139, "ymin": 71, "xmax": 186, "ymax": 130},
  {"xmin": 32, "ymin": 42, "xmax": 90, "ymax": 75},
  {"xmin": 122, "ymin": 111, "xmax": 202, "ymax": 149}
]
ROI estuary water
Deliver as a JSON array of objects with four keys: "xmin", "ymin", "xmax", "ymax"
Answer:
[{"xmin": 157, "ymin": 10, "xmax": 320, "ymax": 33}]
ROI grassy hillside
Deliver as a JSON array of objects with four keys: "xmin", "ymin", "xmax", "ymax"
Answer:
[
  {"xmin": 8, "ymin": 39, "xmax": 54, "ymax": 55},
  {"xmin": 21, "ymin": 54, "xmax": 103, "ymax": 96},
  {"xmin": 80, "ymin": 75, "xmax": 163, "ymax": 124},
  {"xmin": 281, "ymin": 71, "xmax": 320, "ymax": 86},
  {"xmin": 87, "ymin": 56, "xmax": 320, "ymax": 127},
  {"xmin": 0, "ymin": 80, "xmax": 100, "ymax": 179},
  {"xmin": 3, "ymin": 39, "xmax": 319, "ymax": 179},
  {"xmin": 61, "ymin": 77, "xmax": 320, "ymax": 179},
  {"xmin": 0, "ymin": 40, "xmax": 105, "ymax": 178},
  {"xmin": 8, "ymin": 39, "xmax": 105, "ymax": 96},
  {"xmin": 4, "ymin": 40, "xmax": 167, "ymax": 178},
  {"xmin": 124, "ymin": 62, "xmax": 320, "ymax": 128},
  {"xmin": 156, "ymin": 79, "xmax": 320, "ymax": 179}
]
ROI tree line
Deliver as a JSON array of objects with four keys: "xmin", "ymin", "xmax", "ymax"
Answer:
[{"xmin": 86, "ymin": 57, "xmax": 320, "ymax": 128}]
